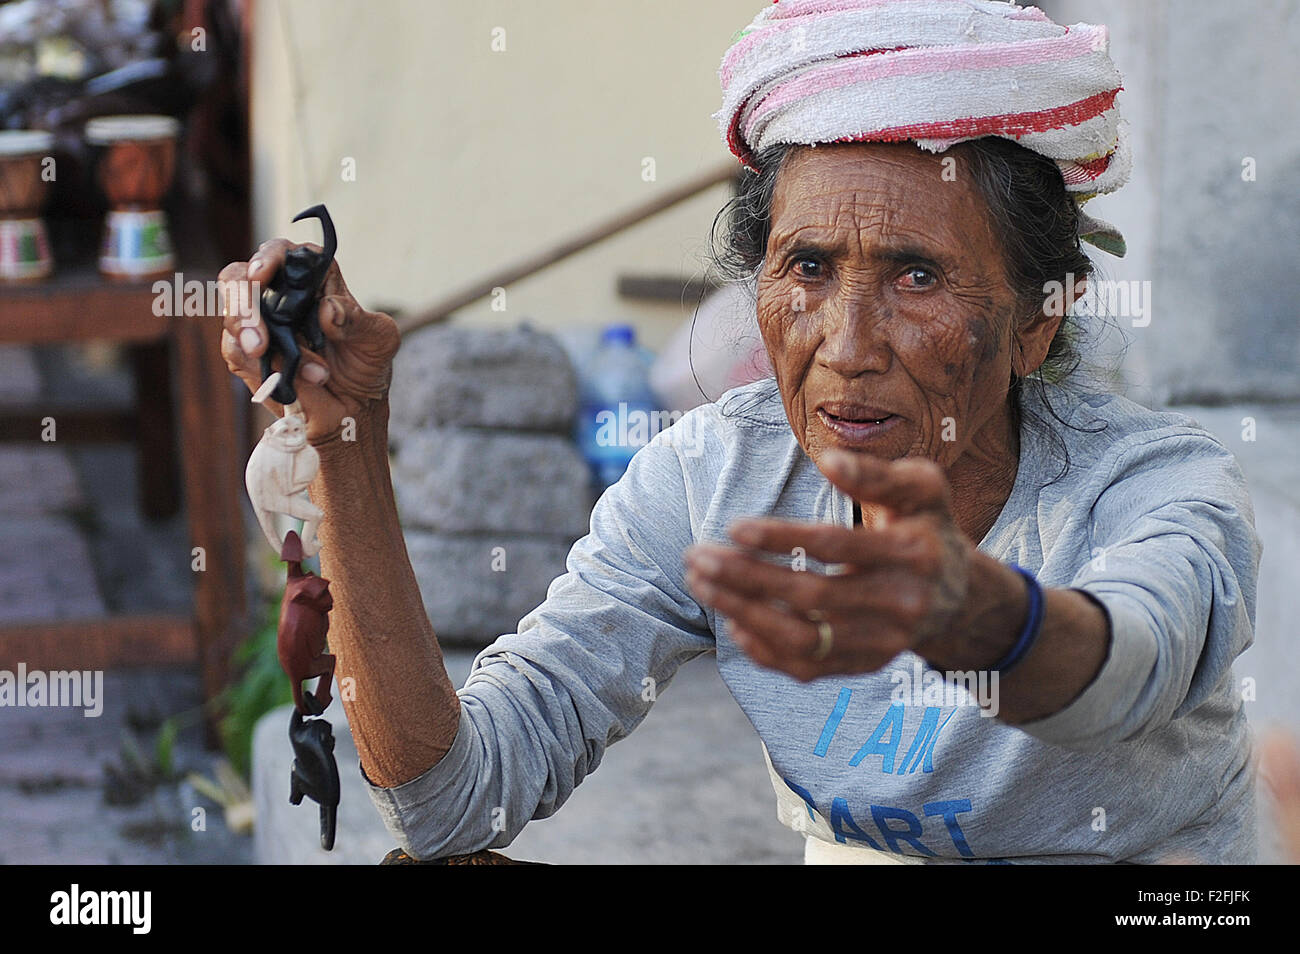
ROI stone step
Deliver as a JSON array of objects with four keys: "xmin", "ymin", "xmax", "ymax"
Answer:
[
  {"xmin": 0, "ymin": 346, "xmax": 41, "ymax": 402},
  {"xmin": 0, "ymin": 515, "xmax": 106, "ymax": 624},
  {"xmin": 0, "ymin": 446, "xmax": 86, "ymax": 515}
]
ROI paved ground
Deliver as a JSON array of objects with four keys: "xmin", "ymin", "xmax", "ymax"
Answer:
[
  {"xmin": 0, "ymin": 344, "xmax": 245, "ymax": 864},
  {"xmin": 0, "ymin": 667, "xmax": 251, "ymax": 865},
  {"xmin": 254, "ymin": 649, "xmax": 805, "ymax": 865}
]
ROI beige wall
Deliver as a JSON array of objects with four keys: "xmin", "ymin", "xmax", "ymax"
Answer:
[{"xmin": 251, "ymin": 0, "xmax": 763, "ymax": 352}]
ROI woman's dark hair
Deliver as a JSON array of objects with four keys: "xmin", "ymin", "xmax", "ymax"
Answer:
[{"xmin": 705, "ymin": 136, "xmax": 1113, "ymax": 481}]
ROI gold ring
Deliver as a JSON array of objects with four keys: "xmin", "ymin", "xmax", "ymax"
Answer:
[{"xmin": 811, "ymin": 619, "xmax": 834, "ymax": 662}]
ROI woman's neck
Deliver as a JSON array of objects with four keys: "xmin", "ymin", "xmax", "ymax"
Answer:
[
  {"xmin": 848, "ymin": 397, "xmax": 1021, "ymax": 542},
  {"xmin": 946, "ymin": 397, "xmax": 1022, "ymax": 545}
]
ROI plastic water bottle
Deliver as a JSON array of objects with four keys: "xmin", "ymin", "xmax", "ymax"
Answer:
[{"xmin": 576, "ymin": 324, "xmax": 659, "ymax": 490}]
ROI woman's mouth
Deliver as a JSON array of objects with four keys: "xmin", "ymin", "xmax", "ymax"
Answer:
[{"xmin": 817, "ymin": 406, "xmax": 899, "ymax": 444}]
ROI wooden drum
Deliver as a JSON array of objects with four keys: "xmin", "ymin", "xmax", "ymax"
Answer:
[
  {"xmin": 84, "ymin": 115, "xmax": 180, "ymax": 281},
  {"xmin": 0, "ymin": 130, "xmax": 55, "ymax": 282}
]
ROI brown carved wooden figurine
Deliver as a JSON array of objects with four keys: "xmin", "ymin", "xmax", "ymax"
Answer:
[{"xmin": 278, "ymin": 530, "xmax": 336, "ymax": 715}]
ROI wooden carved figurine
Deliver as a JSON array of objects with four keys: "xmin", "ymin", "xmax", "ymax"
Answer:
[
  {"xmin": 278, "ymin": 530, "xmax": 336, "ymax": 716},
  {"xmin": 245, "ymin": 411, "xmax": 324, "ymax": 557},
  {"xmin": 289, "ymin": 707, "xmax": 340, "ymax": 851},
  {"xmin": 240, "ymin": 203, "xmax": 341, "ymax": 851}
]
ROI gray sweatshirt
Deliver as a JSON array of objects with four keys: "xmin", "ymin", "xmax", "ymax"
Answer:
[{"xmin": 365, "ymin": 377, "xmax": 1262, "ymax": 863}]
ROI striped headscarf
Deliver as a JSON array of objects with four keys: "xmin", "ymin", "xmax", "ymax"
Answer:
[{"xmin": 714, "ymin": 0, "xmax": 1130, "ymax": 254}]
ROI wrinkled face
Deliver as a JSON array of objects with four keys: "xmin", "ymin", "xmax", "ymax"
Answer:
[{"xmin": 757, "ymin": 142, "xmax": 1024, "ymax": 471}]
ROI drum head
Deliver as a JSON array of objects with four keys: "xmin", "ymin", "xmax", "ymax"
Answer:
[
  {"xmin": 0, "ymin": 130, "xmax": 54, "ymax": 156},
  {"xmin": 84, "ymin": 115, "xmax": 180, "ymax": 145}
]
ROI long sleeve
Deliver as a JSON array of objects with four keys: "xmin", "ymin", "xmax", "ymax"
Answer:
[
  {"xmin": 364, "ymin": 429, "xmax": 715, "ymax": 859},
  {"xmin": 1018, "ymin": 429, "xmax": 1262, "ymax": 751}
]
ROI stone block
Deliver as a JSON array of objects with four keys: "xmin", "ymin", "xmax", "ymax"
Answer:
[
  {"xmin": 392, "ymin": 428, "xmax": 592, "ymax": 537},
  {"xmin": 405, "ymin": 532, "xmax": 576, "ymax": 645},
  {"xmin": 390, "ymin": 323, "xmax": 578, "ymax": 435}
]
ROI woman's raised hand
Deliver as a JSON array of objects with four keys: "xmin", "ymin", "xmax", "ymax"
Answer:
[
  {"xmin": 684, "ymin": 450, "xmax": 976, "ymax": 682},
  {"xmin": 218, "ymin": 238, "xmax": 401, "ymax": 443}
]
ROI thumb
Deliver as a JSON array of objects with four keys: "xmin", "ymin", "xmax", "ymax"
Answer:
[{"xmin": 819, "ymin": 450, "xmax": 952, "ymax": 522}]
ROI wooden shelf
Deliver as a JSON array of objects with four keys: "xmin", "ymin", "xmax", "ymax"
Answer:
[
  {"xmin": 0, "ymin": 615, "xmax": 196, "ymax": 671},
  {"xmin": 0, "ymin": 259, "xmax": 225, "ymax": 345}
]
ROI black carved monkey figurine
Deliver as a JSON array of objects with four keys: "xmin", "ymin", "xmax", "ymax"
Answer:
[{"xmin": 258, "ymin": 204, "xmax": 337, "ymax": 406}]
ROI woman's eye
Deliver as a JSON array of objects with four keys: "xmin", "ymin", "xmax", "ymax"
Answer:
[
  {"xmin": 899, "ymin": 266, "xmax": 937, "ymax": 289},
  {"xmin": 794, "ymin": 258, "xmax": 823, "ymax": 279}
]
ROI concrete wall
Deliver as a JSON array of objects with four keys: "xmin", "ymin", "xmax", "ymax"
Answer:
[
  {"xmin": 1047, "ymin": 0, "xmax": 1300, "ymax": 861},
  {"xmin": 250, "ymin": 0, "xmax": 763, "ymax": 352},
  {"xmin": 1048, "ymin": 0, "xmax": 1300, "ymax": 405}
]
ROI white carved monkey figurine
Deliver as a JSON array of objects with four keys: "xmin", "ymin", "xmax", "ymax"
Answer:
[{"xmin": 245, "ymin": 404, "xmax": 324, "ymax": 557}]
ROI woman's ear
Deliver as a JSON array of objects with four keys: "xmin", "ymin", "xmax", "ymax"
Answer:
[{"xmin": 1012, "ymin": 273, "xmax": 1088, "ymax": 376}]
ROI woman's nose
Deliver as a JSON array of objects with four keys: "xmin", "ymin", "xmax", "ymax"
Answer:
[{"xmin": 815, "ymin": 294, "xmax": 892, "ymax": 377}]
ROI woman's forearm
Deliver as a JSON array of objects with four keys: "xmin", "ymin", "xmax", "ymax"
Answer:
[{"xmin": 309, "ymin": 400, "xmax": 460, "ymax": 787}]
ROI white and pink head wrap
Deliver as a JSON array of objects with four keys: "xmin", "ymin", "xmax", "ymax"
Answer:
[{"xmin": 715, "ymin": 0, "xmax": 1130, "ymax": 254}]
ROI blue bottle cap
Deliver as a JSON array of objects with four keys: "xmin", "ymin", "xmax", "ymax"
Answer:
[{"xmin": 601, "ymin": 324, "xmax": 636, "ymax": 346}]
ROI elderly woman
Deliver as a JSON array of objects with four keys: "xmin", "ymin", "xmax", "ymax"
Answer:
[{"xmin": 218, "ymin": 0, "xmax": 1260, "ymax": 863}]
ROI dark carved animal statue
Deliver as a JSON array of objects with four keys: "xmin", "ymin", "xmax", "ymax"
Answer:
[
  {"xmin": 277, "ymin": 530, "xmax": 336, "ymax": 715},
  {"xmin": 258, "ymin": 204, "xmax": 337, "ymax": 405},
  {"xmin": 289, "ymin": 707, "xmax": 341, "ymax": 851}
]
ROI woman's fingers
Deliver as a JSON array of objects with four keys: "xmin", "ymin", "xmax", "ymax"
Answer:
[
  {"xmin": 727, "ymin": 517, "xmax": 936, "ymax": 571},
  {"xmin": 219, "ymin": 321, "xmax": 328, "ymax": 400},
  {"xmin": 686, "ymin": 569, "xmax": 821, "ymax": 663},
  {"xmin": 247, "ymin": 238, "xmax": 292, "ymax": 284},
  {"xmin": 218, "ymin": 261, "xmax": 266, "ymax": 358},
  {"xmin": 686, "ymin": 543, "xmax": 926, "ymax": 625},
  {"xmin": 217, "ymin": 238, "xmax": 397, "ymax": 440},
  {"xmin": 295, "ymin": 343, "xmax": 332, "ymax": 389},
  {"xmin": 686, "ymin": 563, "xmax": 907, "ymax": 680},
  {"xmin": 219, "ymin": 328, "xmax": 253, "ymax": 381},
  {"xmin": 819, "ymin": 450, "xmax": 953, "ymax": 521},
  {"xmin": 317, "ymin": 294, "xmax": 369, "ymax": 343},
  {"xmin": 686, "ymin": 457, "xmax": 970, "ymax": 682},
  {"xmin": 220, "ymin": 329, "xmax": 284, "ymax": 417},
  {"xmin": 318, "ymin": 293, "xmax": 402, "ymax": 364}
]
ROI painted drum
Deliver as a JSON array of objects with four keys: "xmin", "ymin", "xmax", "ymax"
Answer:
[
  {"xmin": 84, "ymin": 115, "xmax": 180, "ymax": 280},
  {"xmin": 0, "ymin": 130, "xmax": 55, "ymax": 282}
]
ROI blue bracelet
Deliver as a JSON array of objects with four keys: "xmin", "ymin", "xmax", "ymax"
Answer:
[{"xmin": 989, "ymin": 564, "xmax": 1045, "ymax": 674}]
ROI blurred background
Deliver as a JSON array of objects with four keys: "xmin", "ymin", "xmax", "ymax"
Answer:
[{"xmin": 0, "ymin": 0, "xmax": 1296, "ymax": 865}]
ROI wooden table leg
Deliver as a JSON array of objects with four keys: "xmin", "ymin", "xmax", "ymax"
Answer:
[
  {"xmin": 132, "ymin": 340, "xmax": 181, "ymax": 519},
  {"xmin": 172, "ymin": 318, "xmax": 247, "ymax": 745}
]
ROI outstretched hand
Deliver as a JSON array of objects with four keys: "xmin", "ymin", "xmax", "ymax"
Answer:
[{"xmin": 684, "ymin": 449, "xmax": 973, "ymax": 682}]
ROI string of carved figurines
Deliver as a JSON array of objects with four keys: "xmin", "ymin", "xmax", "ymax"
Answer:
[{"xmin": 243, "ymin": 205, "xmax": 341, "ymax": 850}]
